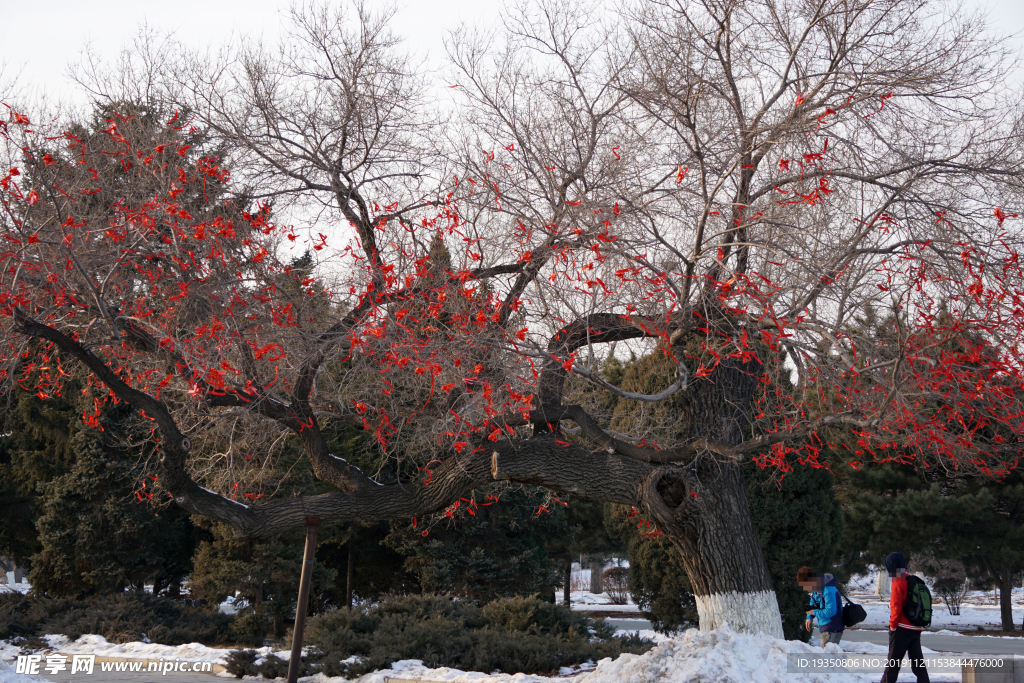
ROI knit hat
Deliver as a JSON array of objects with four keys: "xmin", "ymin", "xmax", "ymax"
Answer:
[{"xmin": 883, "ymin": 552, "xmax": 906, "ymax": 574}]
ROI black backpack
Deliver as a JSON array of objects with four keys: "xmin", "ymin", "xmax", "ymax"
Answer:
[{"xmin": 903, "ymin": 575, "xmax": 933, "ymax": 628}]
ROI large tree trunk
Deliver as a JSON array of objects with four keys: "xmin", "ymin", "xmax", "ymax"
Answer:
[
  {"xmin": 641, "ymin": 461, "xmax": 783, "ymax": 637},
  {"xmin": 640, "ymin": 358, "xmax": 784, "ymax": 637}
]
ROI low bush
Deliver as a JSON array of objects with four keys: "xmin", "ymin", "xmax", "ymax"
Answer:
[
  {"xmin": 482, "ymin": 593, "xmax": 615, "ymax": 638},
  {"xmin": 226, "ymin": 594, "xmax": 653, "ymax": 679},
  {"xmin": 0, "ymin": 592, "xmax": 233, "ymax": 646},
  {"xmin": 601, "ymin": 567, "xmax": 630, "ymax": 605},
  {"xmin": 224, "ymin": 650, "xmax": 310, "ymax": 679}
]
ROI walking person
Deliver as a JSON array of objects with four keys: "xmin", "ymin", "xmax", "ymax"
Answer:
[
  {"xmin": 797, "ymin": 566, "xmax": 844, "ymax": 647},
  {"xmin": 880, "ymin": 552, "xmax": 930, "ymax": 683}
]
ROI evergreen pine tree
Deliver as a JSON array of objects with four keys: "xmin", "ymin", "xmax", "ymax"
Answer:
[
  {"xmin": 30, "ymin": 424, "xmax": 196, "ymax": 598},
  {"xmin": 384, "ymin": 485, "xmax": 566, "ymax": 602},
  {"xmin": 189, "ymin": 521, "xmax": 337, "ymax": 644},
  {"xmin": 315, "ymin": 520, "xmax": 420, "ymax": 608},
  {"xmin": 746, "ymin": 460, "xmax": 843, "ymax": 640},
  {"xmin": 0, "ymin": 384, "xmax": 81, "ymax": 565},
  {"xmin": 839, "ymin": 462, "xmax": 1024, "ymax": 631}
]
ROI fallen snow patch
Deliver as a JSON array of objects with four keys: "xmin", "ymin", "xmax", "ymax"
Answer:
[
  {"xmin": 575, "ymin": 625, "xmax": 862, "ymax": 683},
  {"xmin": 0, "ymin": 623, "xmax": 972, "ymax": 683},
  {"xmin": 39, "ymin": 634, "xmax": 230, "ymax": 665},
  {"xmin": 0, "ymin": 660, "xmax": 48, "ymax": 683},
  {"xmin": 219, "ymin": 593, "xmax": 246, "ymax": 615}
]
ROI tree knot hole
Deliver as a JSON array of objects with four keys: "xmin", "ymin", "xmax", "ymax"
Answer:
[{"xmin": 656, "ymin": 470, "xmax": 690, "ymax": 509}]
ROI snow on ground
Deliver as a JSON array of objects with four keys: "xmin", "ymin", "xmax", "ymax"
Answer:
[
  {"xmin": 1, "ymin": 568, "xmax": 1019, "ymax": 682},
  {"xmin": 36, "ymin": 634, "xmax": 231, "ymax": 666},
  {"xmin": 0, "ymin": 661, "xmax": 48, "ymax": 683},
  {"xmin": 0, "ymin": 582, "xmax": 30, "ymax": 596},
  {"xmin": 855, "ymin": 598, "xmax": 1023, "ymax": 631},
  {"xmin": 570, "ymin": 627, "xmax": 857, "ymax": 683},
  {"xmin": 294, "ymin": 626, "xmax": 963, "ymax": 683},
  {"xmin": 0, "ymin": 637, "xmax": 236, "ymax": 683},
  {"xmin": 219, "ymin": 593, "xmax": 246, "ymax": 615},
  {"xmin": 570, "ymin": 594, "xmax": 640, "ymax": 610},
  {"xmin": 845, "ymin": 568, "xmax": 1023, "ymax": 632},
  {"xmin": 1, "ymin": 627, "xmax": 969, "ymax": 683},
  {"xmin": 0, "ymin": 643, "xmax": 22, "ymax": 664}
]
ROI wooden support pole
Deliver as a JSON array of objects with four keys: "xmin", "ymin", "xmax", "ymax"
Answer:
[
  {"xmin": 286, "ymin": 516, "xmax": 320, "ymax": 683},
  {"xmin": 345, "ymin": 540, "xmax": 354, "ymax": 609}
]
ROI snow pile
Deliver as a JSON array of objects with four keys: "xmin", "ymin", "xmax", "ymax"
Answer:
[
  {"xmin": 219, "ymin": 593, "xmax": 246, "ymax": 615},
  {"xmin": 0, "ymin": 642, "xmax": 22, "ymax": 663},
  {"xmin": 309, "ymin": 627, "xmax": 904, "ymax": 683},
  {"xmin": 308, "ymin": 659, "xmax": 569, "ymax": 683},
  {"xmin": 576, "ymin": 625, "xmax": 861, "ymax": 683},
  {"xmin": 571, "ymin": 592, "xmax": 632, "ymax": 606},
  {"xmin": 39, "ymin": 634, "xmax": 230, "ymax": 665},
  {"xmin": 0, "ymin": 661, "xmax": 47, "ymax": 683},
  {"xmin": 2, "ymin": 627, "xmax": 973, "ymax": 683}
]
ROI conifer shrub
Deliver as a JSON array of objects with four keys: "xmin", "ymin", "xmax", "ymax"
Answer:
[
  {"xmin": 223, "ymin": 650, "xmax": 307, "ymax": 679},
  {"xmin": 0, "ymin": 593, "xmax": 52, "ymax": 648},
  {"xmin": 0, "ymin": 592, "xmax": 233, "ymax": 646},
  {"xmin": 226, "ymin": 594, "xmax": 652, "ymax": 678},
  {"xmin": 481, "ymin": 593, "xmax": 613, "ymax": 638}
]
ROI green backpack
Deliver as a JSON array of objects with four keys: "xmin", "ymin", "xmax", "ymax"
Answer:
[{"xmin": 903, "ymin": 576, "xmax": 932, "ymax": 628}]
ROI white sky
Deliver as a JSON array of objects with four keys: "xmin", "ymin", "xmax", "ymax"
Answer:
[
  {"xmin": 2, "ymin": 0, "xmax": 1022, "ymax": 107},
  {"xmin": 0, "ymin": 0, "xmax": 502, "ymax": 105}
]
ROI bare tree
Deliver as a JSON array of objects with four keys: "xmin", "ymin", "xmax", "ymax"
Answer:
[
  {"xmin": 437, "ymin": 0, "xmax": 1024, "ymax": 634},
  {"xmin": 2, "ymin": 0, "xmax": 1022, "ymax": 639}
]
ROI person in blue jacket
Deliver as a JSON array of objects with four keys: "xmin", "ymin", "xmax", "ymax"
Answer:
[{"xmin": 798, "ymin": 566, "xmax": 844, "ymax": 646}]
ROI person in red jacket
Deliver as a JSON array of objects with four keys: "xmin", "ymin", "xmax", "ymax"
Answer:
[{"xmin": 880, "ymin": 552, "xmax": 930, "ymax": 683}]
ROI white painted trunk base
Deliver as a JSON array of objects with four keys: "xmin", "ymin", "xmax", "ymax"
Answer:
[{"xmin": 694, "ymin": 590, "xmax": 784, "ymax": 638}]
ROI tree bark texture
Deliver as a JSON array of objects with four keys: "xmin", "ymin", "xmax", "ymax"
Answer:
[{"xmin": 637, "ymin": 359, "xmax": 784, "ymax": 637}]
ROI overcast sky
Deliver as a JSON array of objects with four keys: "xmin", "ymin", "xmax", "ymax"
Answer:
[
  {"xmin": 2, "ymin": 0, "xmax": 1023, "ymax": 108},
  {"xmin": 0, "ymin": 0, "xmax": 502, "ymax": 105}
]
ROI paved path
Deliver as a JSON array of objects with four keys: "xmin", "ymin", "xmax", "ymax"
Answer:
[
  {"xmin": 606, "ymin": 617, "xmax": 655, "ymax": 632},
  {"xmin": 607, "ymin": 618, "xmax": 1024, "ymax": 656},
  {"xmin": 843, "ymin": 628, "xmax": 1024, "ymax": 655}
]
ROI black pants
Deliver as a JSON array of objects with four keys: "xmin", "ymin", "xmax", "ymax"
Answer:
[{"xmin": 881, "ymin": 627, "xmax": 930, "ymax": 683}]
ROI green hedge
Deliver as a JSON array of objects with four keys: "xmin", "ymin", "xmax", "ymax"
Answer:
[
  {"xmin": 0, "ymin": 592, "xmax": 233, "ymax": 647},
  {"xmin": 226, "ymin": 594, "xmax": 652, "ymax": 678}
]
